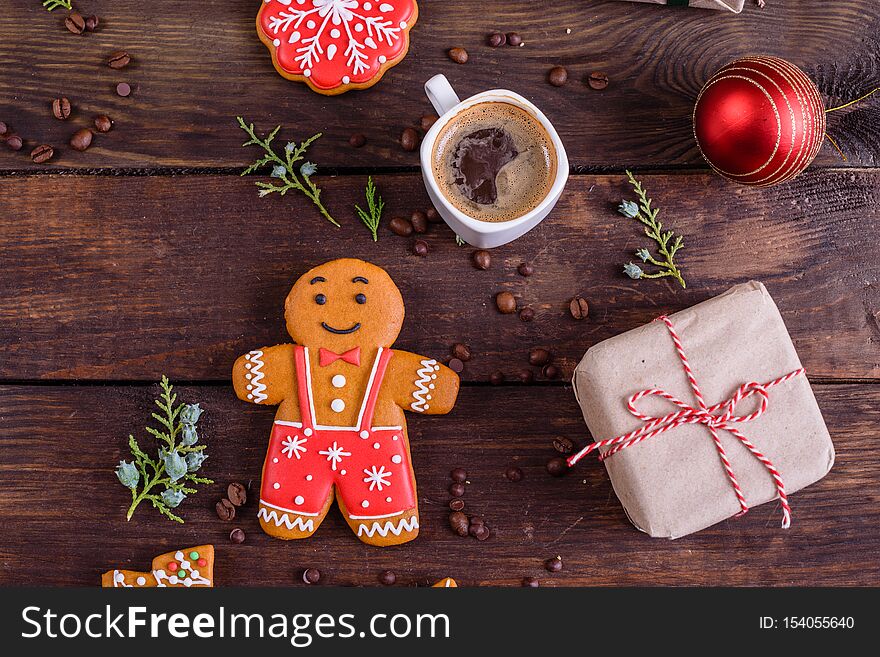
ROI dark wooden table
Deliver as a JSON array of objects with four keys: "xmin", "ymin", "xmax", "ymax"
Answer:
[{"xmin": 1, "ymin": 0, "xmax": 878, "ymax": 587}]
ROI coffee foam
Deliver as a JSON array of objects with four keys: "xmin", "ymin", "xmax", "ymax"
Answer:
[{"xmin": 432, "ymin": 102, "xmax": 557, "ymax": 222}]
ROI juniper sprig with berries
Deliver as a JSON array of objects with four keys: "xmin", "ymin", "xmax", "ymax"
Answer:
[{"xmin": 115, "ymin": 376, "xmax": 212, "ymax": 523}]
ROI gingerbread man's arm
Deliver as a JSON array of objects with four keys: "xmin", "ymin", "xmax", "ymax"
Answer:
[
  {"xmin": 232, "ymin": 344, "xmax": 296, "ymax": 406},
  {"xmin": 386, "ymin": 350, "xmax": 459, "ymax": 415}
]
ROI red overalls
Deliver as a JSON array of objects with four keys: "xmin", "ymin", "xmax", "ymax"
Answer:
[{"xmin": 259, "ymin": 346, "xmax": 417, "ymax": 531}]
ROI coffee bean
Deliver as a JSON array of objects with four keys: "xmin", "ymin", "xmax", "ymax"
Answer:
[
  {"xmin": 489, "ymin": 371, "xmax": 505, "ymax": 385},
  {"xmin": 495, "ymin": 291, "xmax": 517, "ymax": 314},
  {"xmin": 546, "ymin": 457, "xmax": 568, "ymax": 477},
  {"xmin": 410, "ymin": 210, "xmax": 428, "ymax": 233},
  {"xmin": 518, "ymin": 369, "xmax": 535, "ymax": 384},
  {"xmin": 400, "ymin": 127, "xmax": 419, "ymax": 151},
  {"xmin": 116, "ymin": 82, "xmax": 132, "ymax": 97},
  {"xmin": 229, "ymin": 528, "xmax": 246, "ymax": 544},
  {"xmin": 451, "ymin": 343, "xmax": 471, "ymax": 362},
  {"xmin": 529, "ymin": 347, "xmax": 552, "ymax": 367},
  {"xmin": 52, "ymin": 97, "xmax": 71, "ymax": 120},
  {"xmin": 349, "ymin": 133, "xmax": 366, "ymax": 148},
  {"xmin": 505, "ymin": 466, "xmax": 523, "ymax": 482},
  {"xmin": 379, "ymin": 570, "xmax": 397, "ymax": 586},
  {"xmin": 85, "ymin": 15, "xmax": 100, "ymax": 31},
  {"xmin": 412, "ymin": 239, "xmax": 429, "ymax": 256},
  {"xmin": 472, "ymin": 524, "xmax": 491, "ymax": 541},
  {"xmin": 449, "ymin": 482, "xmax": 466, "ymax": 497},
  {"xmin": 107, "ymin": 51, "xmax": 131, "ymax": 69},
  {"xmin": 448, "ymin": 47, "xmax": 469, "ymax": 64},
  {"xmin": 65, "ymin": 11, "xmax": 86, "ymax": 34},
  {"xmin": 420, "ymin": 114, "xmax": 439, "ymax": 131},
  {"xmin": 587, "ymin": 71, "xmax": 609, "ymax": 90},
  {"xmin": 542, "ymin": 364, "xmax": 560, "ymax": 379},
  {"xmin": 30, "ymin": 144, "xmax": 54, "ymax": 164},
  {"xmin": 517, "ymin": 262, "xmax": 534, "ymax": 277},
  {"xmin": 519, "ymin": 307, "xmax": 535, "ymax": 322},
  {"xmin": 449, "ymin": 498, "xmax": 465, "ymax": 511},
  {"xmin": 0, "ymin": 122, "xmax": 7, "ymax": 136},
  {"xmin": 569, "ymin": 296, "xmax": 589, "ymax": 320},
  {"xmin": 5, "ymin": 134, "xmax": 23, "ymax": 151},
  {"xmin": 553, "ymin": 436, "xmax": 574, "ymax": 455},
  {"xmin": 215, "ymin": 498, "xmax": 236, "ymax": 521},
  {"xmin": 389, "ymin": 216, "xmax": 413, "ymax": 237},
  {"xmin": 449, "ymin": 511, "xmax": 469, "ymax": 537},
  {"xmin": 469, "ymin": 515, "xmax": 484, "ymax": 527},
  {"xmin": 426, "ymin": 207, "xmax": 443, "ymax": 223},
  {"xmin": 548, "ymin": 66, "xmax": 568, "ymax": 87},
  {"xmin": 450, "ymin": 467, "xmax": 467, "ymax": 482},
  {"xmin": 227, "ymin": 482, "xmax": 247, "ymax": 507},
  {"xmin": 472, "ymin": 250, "xmax": 491, "ymax": 270},
  {"xmin": 506, "ymin": 32, "xmax": 522, "ymax": 46},
  {"xmin": 522, "ymin": 576, "xmax": 540, "ymax": 587},
  {"xmin": 94, "ymin": 115, "xmax": 113, "ymax": 133},
  {"xmin": 448, "ymin": 357, "xmax": 464, "ymax": 373},
  {"xmin": 69, "ymin": 128, "xmax": 93, "ymax": 152},
  {"xmin": 488, "ymin": 32, "xmax": 506, "ymax": 47},
  {"xmin": 303, "ymin": 568, "xmax": 321, "ymax": 584},
  {"xmin": 545, "ymin": 556, "xmax": 563, "ymax": 572}
]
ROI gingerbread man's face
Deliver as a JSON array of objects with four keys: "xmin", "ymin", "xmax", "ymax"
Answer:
[{"xmin": 284, "ymin": 258, "xmax": 404, "ymax": 350}]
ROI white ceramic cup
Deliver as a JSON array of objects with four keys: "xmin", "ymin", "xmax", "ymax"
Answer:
[{"xmin": 420, "ymin": 74, "xmax": 569, "ymax": 249}]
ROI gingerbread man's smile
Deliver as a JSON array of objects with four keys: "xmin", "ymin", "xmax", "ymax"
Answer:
[{"xmin": 321, "ymin": 322, "xmax": 361, "ymax": 335}]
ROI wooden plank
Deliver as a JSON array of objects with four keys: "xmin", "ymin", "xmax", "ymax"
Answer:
[
  {"xmin": 0, "ymin": 383, "xmax": 876, "ymax": 586},
  {"xmin": 1, "ymin": 170, "xmax": 879, "ymax": 381},
  {"xmin": 0, "ymin": 0, "xmax": 878, "ymax": 170}
]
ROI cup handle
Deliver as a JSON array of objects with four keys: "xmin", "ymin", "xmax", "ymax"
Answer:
[{"xmin": 424, "ymin": 74, "xmax": 461, "ymax": 116}]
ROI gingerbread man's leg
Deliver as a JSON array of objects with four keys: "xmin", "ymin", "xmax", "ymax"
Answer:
[
  {"xmin": 258, "ymin": 495, "xmax": 334, "ymax": 540},
  {"xmin": 339, "ymin": 500, "xmax": 421, "ymax": 547}
]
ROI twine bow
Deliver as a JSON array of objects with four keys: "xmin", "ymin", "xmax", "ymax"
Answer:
[{"xmin": 567, "ymin": 315, "xmax": 805, "ymax": 528}]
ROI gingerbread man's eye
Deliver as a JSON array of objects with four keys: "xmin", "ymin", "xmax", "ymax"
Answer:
[
  {"xmin": 355, "ymin": 293, "xmax": 367, "ymax": 305},
  {"xmin": 315, "ymin": 293, "xmax": 327, "ymax": 305}
]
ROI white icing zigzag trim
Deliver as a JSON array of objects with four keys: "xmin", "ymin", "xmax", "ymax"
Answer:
[
  {"xmin": 258, "ymin": 506, "xmax": 315, "ymax": 533},
  {"xmin": 411, "ymin": 359, "xmax": 438, "ymax": 412},
  {"xmin": 356, "ymin": 515, "xmax": 419, "ymax": 538},
  {"xmin": 245, "ymin": 350, "xmax": 268, "ymax": 403}
]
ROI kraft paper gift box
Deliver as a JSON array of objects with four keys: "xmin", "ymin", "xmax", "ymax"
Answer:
[
  {"xmin": 615, "ymin": 0, "xmax": 745, "ymax": 12},
  {"xmin": 571, "ymin": 281, "xmax": 834, "ymax": 538}
]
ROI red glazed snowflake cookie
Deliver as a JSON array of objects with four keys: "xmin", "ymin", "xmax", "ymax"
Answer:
[{"xmin": 257, "ymin": 0, "xmax": 419, "ymax": 95}]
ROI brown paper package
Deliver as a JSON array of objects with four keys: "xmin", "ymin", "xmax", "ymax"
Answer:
[
  {"xmin": 614, "ymin": 0, "xmax": 745, "ymax": 12},
  {"xmin": 572, "ymin": 282, "xmax": 834, "ymax": 539}
]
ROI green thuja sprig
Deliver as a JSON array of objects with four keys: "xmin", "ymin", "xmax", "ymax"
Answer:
[
  {"xmin": 619, "ymin": 170, "xmax": 686, "ymax": 289},
  {"xmin": 355, "ymin": 176, "xmax": 384, "ymax": 241},
  {"xmin": 237, "ymin": 116, "xmax": 339, "ymax": 227},
  {"xmin": 42, "ymin": 0, "xmax": 73, "ymax": 11},
  {"xmin": 115, "ymin": 376, "xmax": 213, "ymax": 523}
]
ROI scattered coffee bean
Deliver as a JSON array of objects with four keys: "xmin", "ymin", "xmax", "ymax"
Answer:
[
  {"xmin": 505, "ymin": 466, "xmax": 523, "ymax": 482},
  {"xmin": 545, "ymin": 556, "xmax": 563, "ymax": 572},
  {"xmin": 449, "ymin": 498, "xmax": 465, "ymax": 512},
  {"xmin": 94, "ymin": 115, "xmax": 113, "ymax": 133},
  {"xmin": 420, "ymin": 114, "xmax": 439, "ymax": 131},
  {"xmin": 518, "ymin": 369, "xmax": 535, "ymax": 384},
  {"xmin": 69, "ymin": 128, "xmax": 93, "ymax": 152},
  {"xmin": 412, "ymin": 239, "xmax": 429, "ymax": 256},
  {"xmin": 469, "ymin": 515, "xmax": 484, "ymax": 527},
  {"xmin": 5, "ymin": 134, "xmax": 23, "ymax": 151},
  {"xmin": 472, "ymin": 249, "xmax": 491, "ymax": 270},
  {"xmin": 400, "ymin": 127, "xmax": 419, "ymax": 151},
  {"xmin": 85, "ymin": 15, "xmax": 100, "ymax": 32},
  {"xmin": 389, "ymin": 216, "xmax": 413, "ymax": 236},
  {"xmin": 546, "ymin": 457, "xmax": 568, "ymax": 477},
  {"xmin": 495, "ymin": 291, "xmax": 517, "ymax": 314},
  {"xmin": 349, "ymin": 133, "xmax": 366, "ymax": 148},
  {"xmin": 116, "ymin": 82, "xmax": 132, "ymax": 97},
  {"xmin": 378, "ymin": 570, "xmax": 397, "ymax": 586},
  {"xmin": 517, "ymin": 262, "xmax": 534, "ymax": 277},
  {"xmin": 229, "ymin": 528, "xmax": 246, "ymax": 544},
  {"xmin": 519, "ymin": 308, "xmax": 535, "ymax": 322},
  {"xmin": 506, "ymin": 32, "xmax": 522, "ymax": 47},
  {"xmin": 451, "ymin": 467, "xmax": 467, "ymax": 482},
  {"xmin": 65, "ymin": 11, "xmax": 86, "ymax": 34},
  {"xmin": 410, "ymin": 210, "xmax": 428, "ymax": 233},
  {"xmin": 215, "ymin": 498, "xmax": 236, "ymax": 521},
  {"xmin": 52, "ymin": 97, "xmax": 71, "ymax": 120},
  {"xmin": 488, "ymin": 32, "xmax": 506, "ymax": 47},
  {"xmin": 303, "ymin": 568, "xmax": 321, "ymax": 584},
  {"xmin": 30, "ymin": 144, "xmax": 54, "ymax": 164},
  {"xmin": 448, "ymin": 357, "xmax": 464, "ymax": 373},
  {"xmin": 553, "ymin": 436, "xmax": 574, "ymax": 455},
  {"xmin": 522, "ymin": 576, "xmax": 540, "ymax": 587},
  {"xmin": 449, "ymin": 511, "xmax": 469, "ymax": 537},
  {"xmin": 489, "ymin": 371, "xmax": 505, "ymax": 385},
  {"xmin": 472, "ymin": 524, "xmax": 491, "ymax": 541},
  {"xmin": 587, "ymin": 71, "xmax": 609, "ymax": 90},
  {"xmin": 451, "ymin": 343, "xmax": 471, "ymax": 362},
  {"xmin": 107, "ymin": 50, "xmax": 131, "ymax": 69},
  {"xmin": 426, "ymin": 207, "xmax": 443, "ymax": 223},
  {"xmin": 542, "ymin": 364, "xmax": 560, "ymax": 380},
  {"xmin": 569, "ymin": 296, "xmax": 589, "ymax": 320},
  {"xmin": 0, "ymin": 122, "xmax": 7, "ymax": 136},
  {"xmin": 227, "ymin": 482, "xmax": 247, "ymax": 507},
  {"xmin": 548, "ymin": 66, "xmax": 568, "ymax": 87},
  {"xmin": 448, "ymin": 47, "xmax": 469, "ymax": 64},
  {"xmin": 449, "ymin": 482, "xmax": 466, "ymax": 497},
  {"xmin": 529, "ymin": 347, "xmax": 552, "ymax": 367}
]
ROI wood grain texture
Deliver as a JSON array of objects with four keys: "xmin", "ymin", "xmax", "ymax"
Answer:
[
  {"xmin": 0, "ymin": 0, "xmax": 878, "ymax": 170},
  {"xmin": 1, "ymin": 171, "xmax": 879, "ymax": 382},
  {"xmin": 0, "ymin": 383, "xmax": 876, "ymax": 587}
]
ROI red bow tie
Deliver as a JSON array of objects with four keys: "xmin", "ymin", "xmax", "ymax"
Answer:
[{"xmin": 318, "ymin": 347, "xmax": 361, "ymax": 367}]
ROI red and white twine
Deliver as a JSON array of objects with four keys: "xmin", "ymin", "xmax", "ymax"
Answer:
[{"xmin": 567, "ymin": 315, "xmax": 805, "ymax": 529}]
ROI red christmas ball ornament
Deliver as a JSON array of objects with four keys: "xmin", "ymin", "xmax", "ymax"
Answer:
[{"xmin": 693, "ymin": 56, "xmax": 826, "ymax": 187}]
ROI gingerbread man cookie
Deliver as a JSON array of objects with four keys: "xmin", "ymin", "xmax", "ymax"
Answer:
[
  {"xmin": 233, "ymin": 259, "xmax": 459, "ymax": 546},
  {"xmin": 102, "ymin": 545, "xmax": 214, "ymax": 588}
]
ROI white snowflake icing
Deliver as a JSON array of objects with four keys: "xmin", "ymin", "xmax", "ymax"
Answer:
[
  {"xmin": 281, "ymin": 435, "xmax": 308, "ymax": 460},
  {"xmin": 363, "ymin": 465, "xmax": 392, "ymax": 491},
  {"xmin": 319, "ymin": 441, "xmax": 351, "ymax": 471}
]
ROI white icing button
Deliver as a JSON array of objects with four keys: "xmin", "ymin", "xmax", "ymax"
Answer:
[
  {"xmin": 434, "ymin": 365, "xmax": 440, "ymax": 371},
  {"xmin": 385, "ymin": 497, "xmax": 392, "ymax": 503},
  {"xmin": 361, "ymin": 500, "xmax": 370, "ymax": 508},
  {"xmin": 247, "ymin": 394, "xmax": 253, "ymax": 400},
  {"xmin": 306, "ymin": 474, "xmax": 313, "ymax": 481},
  {"xmin": 392, "ymin": 435, "xmax": 399, "ymax": 441},
  {"xmin": 246, "ymin": 384, "xmax": 252, "ymax": 390},
  {"xmin": 330, "ymin": 28, "xmax": 341, "ymax": 38},
  {"xmin": 175, "ymin": 551, "xmax": 184, "ymax": 561},
  {"xmin": 136, "ymin": 576, "xmax": 146, "ymax": 586},
  {"xmin": 373, "ymin": 442, "xmax": 381, "ymax": 449},
  {"xmin": 342, "ymin": 75, "xmax": 351, "ymax": 84},
  {"xmin": 273, "ymin": 457, "xmax": 279, "ymax": 463},
  {"xmin": 360, "ymin": 430, "xmax": 370, "ymax": 439},
  {"xmin": 429, "ymin": 384, "xmax": 435, "ymax": 389},
  {"xmin": 245, "ymin": 373, "xmax": 252, "ymax": 379},
  {"xmin": 307, "ymin": 20, "xmax": 316, "ymax": 29},
  {"xmin": 332, "ymin": 374, "xmax": 346, "ymax": 388},
  {"xmin": 391, "ymin": 455, "xmax": 402, "ymax": 464},
  {"xmin": 378, "ymin": 55, "xmax": 387, "ymax": 63},
  {"xmin": 340, "ymin": 469, "xmax": 347, "ymax": 475},
  {"xmin": 331, "ymin": 398, "xmax": 345, "ymax": 412},
  {"xmin": 294, "ymin": 495, "xmax": 305, "ymax": 505},
  {"xmin": 273, "ymin": 482, "xmax": 281, "ymax": 490},
  {"xmin": 304, "ymin": 428, "xmax": 313, "ymax": 436},
  {"xmin": 273, "ymin": 38, "xmax": 281, "ymax": 47}
]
